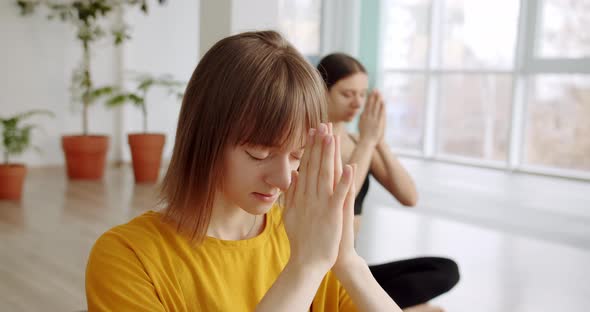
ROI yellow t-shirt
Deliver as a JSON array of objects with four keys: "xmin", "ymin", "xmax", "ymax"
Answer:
[{"xmin": 86, "ymin": 204, "xmax": 359, "ymax": 311}]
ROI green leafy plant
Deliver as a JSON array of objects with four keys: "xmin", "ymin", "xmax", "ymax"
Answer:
[
  {"xmin": 16, "ymin": 0, "xmax": 162, "ymax": 135},
  {"xmin": 105, "ymin": 73, "xmax": 185, "ymax": 133},
  {"xmin": 0, "ymin": 110, "xmax": 55, "ymax": 164}
]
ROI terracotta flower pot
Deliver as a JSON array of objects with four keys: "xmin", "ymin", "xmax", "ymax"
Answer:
[
  {"xmin": 62, "ymin": 135, "xmax": 109, "ymax": 180},
  {"xmin": 0, "ymin": 164, "xmax": 27, "ymax": 200},
  {"xmin": 128, "ymin": 133, "xmax": 165, "ymax": 183}
]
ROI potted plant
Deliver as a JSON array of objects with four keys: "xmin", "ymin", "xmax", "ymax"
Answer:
[
  {"xmin": 0, "ymin": 110, "xmax": 54, "ymax": 200},
  {"xmin": 105, "ymin": 73, "xmax": 185, "ymax": 183},
  {"xmin": 16, "ymin": 0, "xmax": 162, "ymax": 180}
]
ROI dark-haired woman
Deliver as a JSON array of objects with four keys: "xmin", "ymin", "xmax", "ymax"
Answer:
[{"xmin": 318, "ymin": 53, "xmax": 460, "ymax": 312}]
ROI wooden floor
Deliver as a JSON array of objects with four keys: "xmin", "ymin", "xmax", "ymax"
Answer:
[
  {"xmin": 1, "ymin": 161, "xmax": 589, "ymax": 311},
  {"xmin": 0, "ymin": 165, "xmax": 161, "ymax": 311},
  {"xmin": 365, "ymin": 158, "xmax": 590, "ymax": 249}
]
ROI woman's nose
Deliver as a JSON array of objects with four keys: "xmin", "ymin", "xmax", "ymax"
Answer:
[
  {"xmin": 264, "ymin": 157, "xmax": 292, "ymax": 191},
  {"xmin": 351, "ymin": 96, "xmax": 362, "ymax": 108}
]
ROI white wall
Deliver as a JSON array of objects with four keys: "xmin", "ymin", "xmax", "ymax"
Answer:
[
  {"xmin": 231, "ymin": 0, "xmax": 279, "ymax": 34},
  {"xmin": 321, "ymin": 0, "xmax": 361, "ymax": 58},
  {"xmin": 122, "ymin": 0, "xmax": 199, "ymax": 162},
  {"xmin": 0, "ymin": 1, "xmax": 119, "ymax": 166},
  {"xmin": 199, "ymin": 0, "xmax": 280, "ymax": 56},
  {"xmin": 199, "ymin": 0, "xmax": 232, "ymax": 58},
  {"xmin": 1, "ymin": 0, "xmax": 299, "ymax": 167},
  {"xmin": 0, "ymin": 1, "xmax": 199, "ymax": 166}
]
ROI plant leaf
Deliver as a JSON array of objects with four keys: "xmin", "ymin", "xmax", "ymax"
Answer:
[{"xmin": 0, "ymin": 110, "xmax": 53, "ymax": 161}]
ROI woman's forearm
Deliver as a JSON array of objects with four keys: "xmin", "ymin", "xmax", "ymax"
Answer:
[
  {"xmin": 376, "ymin": 140, "xmax": 418, "ymax": 206},
  {"xmin": 256, "ymin": 260, "xmax": 326, "ymax": 312},
  {"xmin": 348, "ymin": 139, "xmax": 376, "ymax": 196},
  {"xmin": 336, "ymin": 256, "xmax": 403, "ymax": 312}
]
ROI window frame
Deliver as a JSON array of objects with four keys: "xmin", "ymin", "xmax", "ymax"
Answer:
[{"xmin": 378, "ymin": 0, "xmax": 590, "ymax": 181}]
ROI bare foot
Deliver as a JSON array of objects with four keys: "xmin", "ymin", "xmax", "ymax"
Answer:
[{"xmin": 403, "ymin": 303, "xmax": 444, "ymax": 312}]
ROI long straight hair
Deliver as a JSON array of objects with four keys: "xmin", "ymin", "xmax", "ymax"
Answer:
[{"xmin": 159, "ymin": 31, "xmax": 327, "ymax": 244}]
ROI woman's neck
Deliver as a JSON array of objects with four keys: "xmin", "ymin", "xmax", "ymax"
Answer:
[
  {"xmin": 206, "ymin": 194, "xmax": 263, "ymax": 240},
  {"xmin": 332, "ymin": 121, "xmax": 349, "ymax": 137}
]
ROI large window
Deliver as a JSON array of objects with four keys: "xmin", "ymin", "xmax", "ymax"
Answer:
[
  {"xmin": 525, "ymin": 75, "xmax": 590, "ymax": 172},
  {"xmin": 380, "ymin": 0, "xmax": 590, "ymax": 179},
  {"xmin": 537, "ymin": 0, "xmax": 590, "ymax": 59}
]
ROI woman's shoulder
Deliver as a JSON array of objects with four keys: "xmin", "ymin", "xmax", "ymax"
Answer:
[
  {"xmin": 90, "ymin": 211, "xmax": 169, "ymax": 257},
  {"xmin": 90, "ymin": 205, "xmax": 286, "ymax": 258},
  {"xmin": 107, "ymin": 210, "xmax": 164, "ymax": 236}
]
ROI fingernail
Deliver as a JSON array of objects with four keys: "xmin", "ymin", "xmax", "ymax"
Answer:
[
  {"xmin": 318, "ymin": 123, "xmax": 326, "ymax": 134},
  {"xmin": 309, "ymin": 128, "xmax": 316, "ymax": 136}
]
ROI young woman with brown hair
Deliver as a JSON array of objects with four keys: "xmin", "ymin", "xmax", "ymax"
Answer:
[
  {"xmin": 85, "ymin": 31, "xmax": 403, "ymax": 311},
  {"xmin": 317, "ymin": 53, "xmax": 460, "ymax": 312}
]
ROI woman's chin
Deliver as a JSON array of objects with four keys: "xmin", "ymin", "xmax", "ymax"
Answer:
[
  {"xmin": 344, "ymin": 115, "xmax": 356, "ymax": 122},
  {"xmin": 247, "ymin": 197, "xmax": 278, "ymax": 213}
]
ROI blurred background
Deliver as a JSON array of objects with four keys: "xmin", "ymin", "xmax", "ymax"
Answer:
[{"xmin": 0, "ymin": 0, "xmax": 589, "ymax": 311}]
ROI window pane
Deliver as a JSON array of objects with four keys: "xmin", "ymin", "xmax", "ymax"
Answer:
[
  {"xmin": 538, "ymin": 0, "xmax": 590, "ymax": 58},
  {"xmin": 278, "ymin": 0, "xmax": 322, "ymax": 55},
  {"xmin": 382, "ymin": 0, "xmax": 431, "ymax": 69},
  {"xmin": 441, "ymin": 0, "xmax": 519, "ymax": 69},
  {"xmin": 437, "ymin": 74, "xmax": 512, "ymax": 161},
  {"xmin": 525, "ymin": 75, "xmax": 590, "ymax": 171},
  {"xmin": 382, "ymin": 73, "xmax": 426, "ymax": 150}
]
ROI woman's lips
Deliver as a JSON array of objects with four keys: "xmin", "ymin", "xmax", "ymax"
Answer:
[{"xmin": 252, "ymin": 192, "xmax": 278, "ymax": 202}]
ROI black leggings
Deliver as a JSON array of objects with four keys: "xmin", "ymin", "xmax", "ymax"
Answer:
[{"xmin": 369, "ymin": 257, "xmax": 460, "ymax": 309}]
